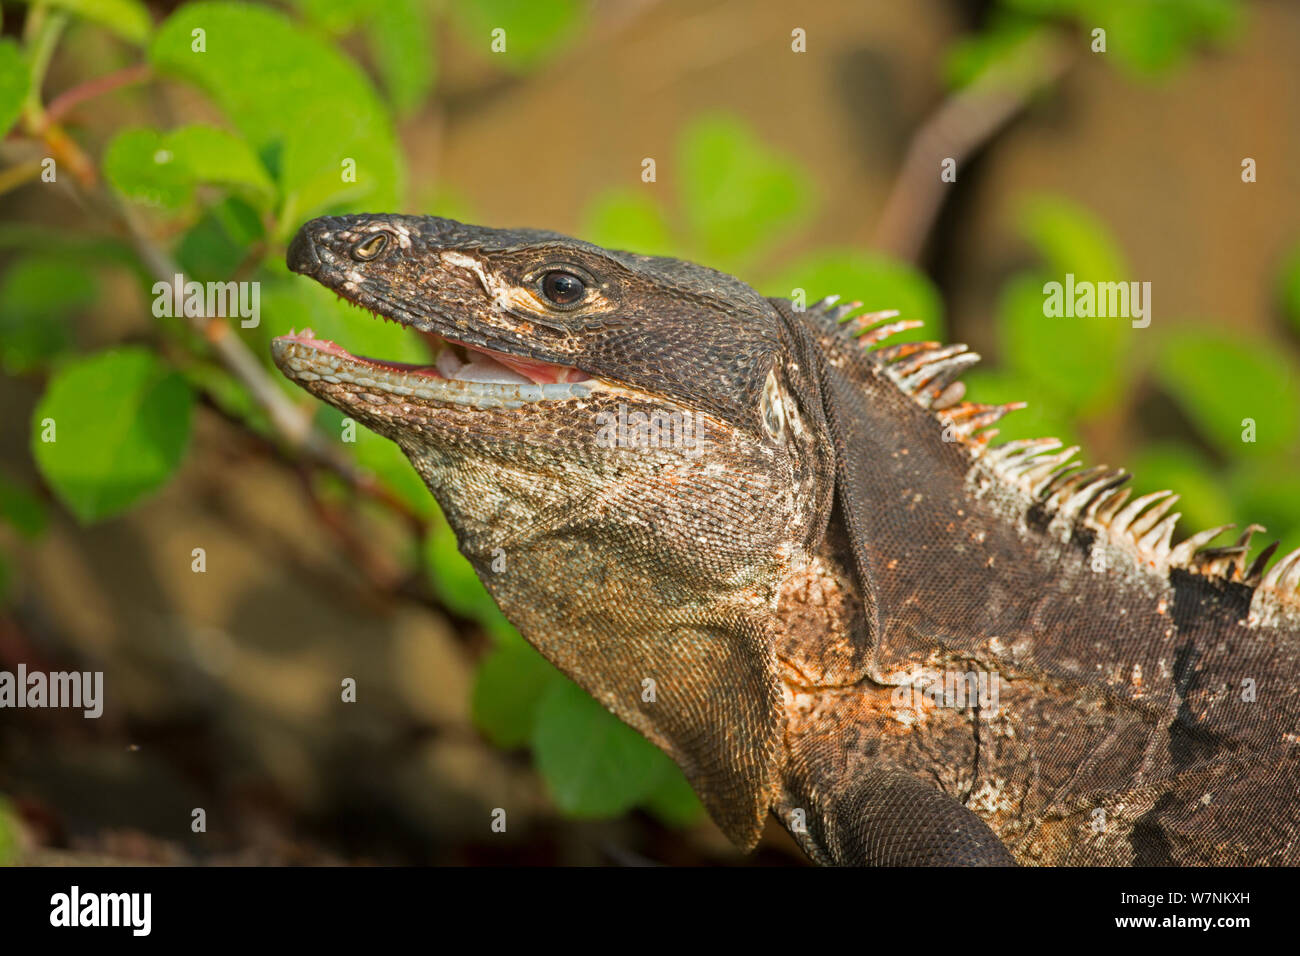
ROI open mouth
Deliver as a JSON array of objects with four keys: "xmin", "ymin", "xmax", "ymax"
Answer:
[{"xmin": 271, "ymin": 325, "xmax": 598, "ymax": 408}]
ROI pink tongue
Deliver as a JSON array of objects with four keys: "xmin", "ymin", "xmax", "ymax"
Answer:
[{"xmin": 465, "ymin": 344, "xmax": 589, "ymax": 385}]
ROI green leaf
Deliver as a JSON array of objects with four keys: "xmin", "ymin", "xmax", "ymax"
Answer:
[
  {"xmin": 761, "ymin": 249, "xmax": 945, "ymax": 344},
  {"xmin": 0, "ymin": 39, "xmax": 28, "ymax": 138},
  {"xmin": 448, "ymin": 0, "xmax": 584, "ymax": 71},
  {"xmin": 284, "ymin": 0, "xmax": 372, "ymax": 34},
  {"xmin": 31, "ymin": 347, "xmax": 194, "ymax": 523},
  {"xmin": 1017, "ymin": 195, "xmax": 1127, "ymax": 283},
  {"xmin": 149, "ymin": 2, "xmax": 402, "ymax": 231},
  {"xmin": 0, "ymin": 254, "xmax": 96, "ymax": 372},
  {"xmin": 998, "ymin": 271, "xmax": 1130, "ymax": 415},
  {"xmin": 1000, "ymin": 199, "xmax": 1135, "ymax": 414},
  {"xmin": 104, "ymin": 124, "xmax": 274, "ymax": 210},
  {"xmin": 167, "ymin": 124, "xmax": 275, "ymax": 196},
  {"xmin": 943, "ymin": 16, "xmax": 1039, "ymax": 90},
  {"xmin": 472, "ymin": 641, "xmax": 563, "ymax": 748},
  {"xmin": 1106, "ymin": 0, "xmax": 1242, "ymax": 76},
  {"xmin": 103, "ymin": 128, "xmax": 192, "ymax": 208},
  {"xmin": 1001, "ymin": 0, "xmax": 1083, "ymax": 15},
  {"xmin": 679, "ymin": 115, "xmax": 814, "ymax": 269},
  {"xmin": 1126, "ymin": 442, "xmax": 1235, "ymax": 538},
  {"xmin": 424, "ymin": 186, "xmax": 477, "ymax": 224},
  {"xmin": 175, "ymin": 197, "xmax": 266, "ymax": 281},
  {"xmin": 580, "ymin": 189, "xmax": 677, "ymax": 258},
  {"xmin": 305, "ymin": 397, "xmax": 434, "ymax": 520},
  {"xmin": 0, "ymin": 475, "xmax": 49, "ymax": 539},
  {"xmin": 365, "ymin": 0, "xmax": 436, "ymax": 116},
  {"xmin": 350, "ymin": 421, "xmax": 436, "ymax": 519},
  {"xmin": 532, "ymin": 679, "xmax": 672, "ymax": 818},
  {"xmin": 26, "ymin": 0, "xmax": 153, "ymax": 46},
  {"xmin": 264, "ymin": 276, "xmax": 429, "ymax": 370},
  {"xmin": 182, "ymin": 362, "xmax": 268, "ymax": 435},
  {"xmin": 961, "ymin": 367, "xmax": 1083, "ymax": 448},
  {"xmin": 1153, "ymin": 327, "xmax": 1300, "ymax": 457},
  {"xmin": 423, "ymin": 518, "xmax": 516, "ymax": 642},
  {"xmin": 641, "ymin": 765, "xmax": 705, "ymax": 828},
  {"xmin": 1227, "ymin": 465, "xmax": 1300, "ymax": 556}
]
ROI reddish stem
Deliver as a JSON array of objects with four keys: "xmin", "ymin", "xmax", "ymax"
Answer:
[{"xmin": 42, "ymin": 63, "xmax": 151, "ymax": 130}]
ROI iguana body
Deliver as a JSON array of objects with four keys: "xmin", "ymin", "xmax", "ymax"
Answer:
[{"xmin": 272, "ymin": 215, "xmax": 1300, "ymax": 865}]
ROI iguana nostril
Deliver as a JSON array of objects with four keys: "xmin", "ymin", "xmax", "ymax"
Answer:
[{"xmin": 286, "ymin": 227, "xmax": 321, "ymax": 276}]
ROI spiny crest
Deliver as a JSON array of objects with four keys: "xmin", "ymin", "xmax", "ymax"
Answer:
[{"xmin": 810, "ymin": 296, "xmax": 1300, "ymax": 623}]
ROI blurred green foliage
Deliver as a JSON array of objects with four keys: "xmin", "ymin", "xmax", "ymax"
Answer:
[
  {"xmin": 0, "ymin": 0, "xmax": 1295, "ymax": 844},
  {"xmin": 31, "ymin": 348, "xmax": 195, "ymax": 524},
  {"xmin": 947, "ymin": 0, "xmax": 1242, "ymax": 86},
  {"xmin": 0, "ymin": 40, "xmax": 27, "ymax": 137}
]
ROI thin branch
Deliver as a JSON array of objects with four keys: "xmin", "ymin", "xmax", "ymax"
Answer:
[
  {"xmin": 116, "ymin": 201, "xmax": 370, "ymax": 488},
  {"xmin": 0, "ymin": 160, "xmax": 44, "ymax": 198},
  {"xmin": 871, "ymin": 30, "xmax": 1073, "ymax": 262},
  {"xmin": 20, "ymin": 9, "xmax": 67, "ymax": 131},
  {"xmin": 42, "ymin": 63, "xmax": 152, "ymax": 130}
]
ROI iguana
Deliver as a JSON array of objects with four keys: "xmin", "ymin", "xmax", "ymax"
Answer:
[{"xmin": 272, "ymin": 214, "xmax": 1300, "ymax": 866}]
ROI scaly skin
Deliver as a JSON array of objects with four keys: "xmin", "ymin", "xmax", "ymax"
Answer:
[{"xmin": 272, "ymin": 214, "xmax": 1300, "ymax": 865}]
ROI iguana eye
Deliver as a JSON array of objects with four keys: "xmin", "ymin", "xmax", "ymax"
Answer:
[
  {"xmin": 540, "ymin": 270, "xmax": 586, "ymax": 306},
  {"xmin": 762, "ymin": 369, "xmax": 785, "ymax": 440},
  {"xmin": 352, "ymin": 232, "xmax": 390, "ymax": 261}
]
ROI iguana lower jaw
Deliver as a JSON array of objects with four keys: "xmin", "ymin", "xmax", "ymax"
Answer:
[{"xmin": 271, "ymin": 329, "xmax": 608, "ymax": 413}]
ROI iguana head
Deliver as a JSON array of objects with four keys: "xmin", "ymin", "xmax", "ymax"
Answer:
[{"xmin": 272, "ymin": 214, "xmax": 834, "ymax": 848}]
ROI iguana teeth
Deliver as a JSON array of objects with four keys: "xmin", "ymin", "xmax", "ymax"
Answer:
[{"xmin": 1168, "ymin": 524, "xmax": 1235, "ymax": 566}]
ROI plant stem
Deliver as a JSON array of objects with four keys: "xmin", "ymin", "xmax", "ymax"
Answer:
[
  {"xmin": 21, "ymin": 8, "xmax": 68, "ymax": 133},
  {"xmin": 42, "ymin": 63, "xmax": 152, "ymax": 130},
  {"xmin": 871, "ymin": 29, "xmax": 1072, "ymax": 262}
]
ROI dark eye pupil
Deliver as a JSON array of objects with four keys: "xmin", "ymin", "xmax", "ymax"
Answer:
[{"xmin": 542, "ymin": 271, "xmax": 584, "ymax": 305}]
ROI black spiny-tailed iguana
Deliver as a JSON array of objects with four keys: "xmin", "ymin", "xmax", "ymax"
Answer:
[{"xmin": 271, "ymin": 214, "xmax": 1300, "ymax": 866}]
